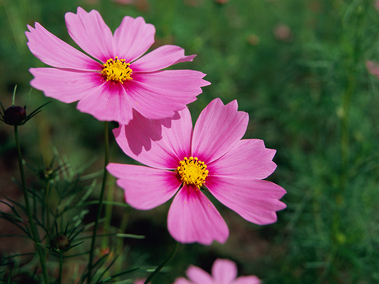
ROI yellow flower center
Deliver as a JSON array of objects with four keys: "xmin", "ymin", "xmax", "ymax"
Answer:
[
  {"xmin": 176, "ymin": 157, "xmax": 209, "ymax": 190},
  {"xmin": 101, "ymin": 56, "xmax": 133, "ymax": 83}
]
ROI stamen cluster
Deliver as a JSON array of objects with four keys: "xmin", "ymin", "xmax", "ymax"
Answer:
[
  {"xmin": 101, "ymin": 56, "xmax": 133, "ymax": 83},
  {"xmin": 176, "ymin": 157, "xmax": 209, "ymax": 189}
]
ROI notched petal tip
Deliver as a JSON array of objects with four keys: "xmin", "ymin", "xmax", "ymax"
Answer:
[
  {"xmin": 192, "ymin": 97, "xmax": 249, "ymax": 163},
  {"xmin": 114, "ymin": 15, "xmax": 156, "ymax": 62},
  {"xmin": 25, "ymin": 23, "xmax": 36, "ymax": 34},
  {"xmin": 65, "ymin": 6, "xmax": 114, "ymax": 62}
]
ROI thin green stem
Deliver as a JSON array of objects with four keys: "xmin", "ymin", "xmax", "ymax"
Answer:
[
  {"xmin": 339, "ymin": 72, "xmax": 355, "ymax": 196},
  {"xmin": 115, "ymin": 210, "xmax": 129, "ymax": 273},
  {"xmin": 45, "ymin": 180, "xmax": 51, "ymax": 236},
  {"xmin": 58, "ymin": 252, "xmax": 63, "ymax": 284},
  {"xmin": 87, "ymin": 121, "xmax": 109, "ymax": 284},
  {"xmin": 101, "ymin": 176, "xmax": 115, "ymax": 251},
  {"xmin": 14, "ymin": 125, "xmax": 49, "ymax": 283},
  {"xmin": 144, "ymin": 242, "xmax": 179, "ymax": 284},
  {"xmin": 338, "ymin": 2, "xmax": 366, "ymax": 195}
]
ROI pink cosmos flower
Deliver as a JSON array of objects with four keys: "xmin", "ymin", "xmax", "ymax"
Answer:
[
  {"xmin": 107, "ymin": 98, "xmax": 286, "ymax": 245},
  {"xmin": 174, "ymin": 258, "xmax": 261, "ymax": 284},
  {"xmin": 25, "ymin": 7, "xmax": 209, "ymax": 124}
]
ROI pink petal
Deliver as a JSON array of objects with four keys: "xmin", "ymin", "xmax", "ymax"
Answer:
[
  {"xmin": 125, "ymin": 83, "xmax": 178, "ymax": 120},
  {"xmin": 76, "ymin": 81, "xmax": 134, "ymax": 124},
  {"xmin": 113, "ymin": 16, "xmax": 155, "ymax": 62},
  {"xmin": 65, "ymin": 7, "xmax": 114, "ymax": 62},
  {"xmin": 366, "ymin": 60, "xmax": 379, "ymax": 77},
  {"xmin": 26, "ymin": 23, "xmax": 100, "ymax": 70},
  {"xmin": 192, "ymin": 98, "xmax": 248, "ymax": 164},
  {"xmin": 106, "ymin": 163, "xmax": 179, "ymax": 210},
  {"xmin": 209, "ymin": 140, "xmax": 277, "ymax": 180},
  {"xmin": 207, "ymin": 177, "xmax": 286, "ymax": 225},
  {"xmin": 167, "ymin": 185, "xmax": 229, "ymax": 245},
  {"xmin": 186, "ymin": 265, "xmax": 213, "ymax": 284},
  {"xmin": 133, "ymin": 45, "xmax": 196, "ymax": 72},
  {"xmin": 113, "ymin": 107, "xmax": 192, "ymax": 168},
  {"xmin": 127, "ymin": 70, "xmax": 209, "ymax": 120},
  {"xmin": 232, "ymin": 276, "xmax": 261, "ymax": 284},
  {"xmin": 114, "ymin": 109, "xmax": 165, "ymax": 156},
  {"xmin": 173, "ymin": 278, "xmax": 195, "ymax": 284},
  {"xmin": 133, "ymin": 69, "xmax": 210, "ymax": 93},
  {"xmin": 212, "ymin": 259, "xmax": 237, "ymax": 284},
  {"xmin": 29, "ymin": 68, "xmax": 100, "ymax": 103}
]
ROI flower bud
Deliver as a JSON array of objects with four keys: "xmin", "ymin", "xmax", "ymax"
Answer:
[
  {"xmin": 50, "ymin": 235, "xmax": 71, "ymax": 252},
  {"xmin": 3, "ymin": 106, "xmax": 26, "ymax": 126}
]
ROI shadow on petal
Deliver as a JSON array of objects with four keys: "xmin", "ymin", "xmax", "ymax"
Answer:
[{"xmin": 122, "ymin": 109, "xmax": 181, "ymax": 155}]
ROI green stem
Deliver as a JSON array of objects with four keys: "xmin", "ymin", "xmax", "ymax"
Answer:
[
  {"xmin": 339, "ymin": 72, "xmax": 355, "ymax": 195},
  {"xmin": 14, "ymin": 125, "xmax": 49, "ymax": 283},
  {"xmin": 144, "ymin": 242, "xmax": 179, "ymax": 284},
  {"xmin": 115, "ymin": 210, "xmax": 129, "ymax": 273},
  {"xmin": 45, "ymin": 180, "xmax": 51, "ymax": 236},
  {"xmin": 58, "ymin": 252, "xmax": 63, "ymax": 284},
  {"xmin": 101, "ymin": 176, "xmax": 115, "ymax": 251},
  {"xmin": 87, "ymin": 121, "xmax": 109, "ymax": 283},
  {"xmin": 339, "ymin": 2, "xmax": 366, "ymax": 195}
]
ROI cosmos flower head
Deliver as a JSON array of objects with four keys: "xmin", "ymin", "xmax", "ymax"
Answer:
[
  {"xmin": 107, "ymin": 98, "xmax": 286, "ymax": 245},
  {"xmin": 174, "ymin": 258, "xmax": 261, "ymax": 284},
  {"xmin": 26, "ymin": 7, "xmax": 209, "ymax": 124}
]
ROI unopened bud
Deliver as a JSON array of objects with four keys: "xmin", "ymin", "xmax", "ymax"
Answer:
[
  {"xmin": 51, "ymin": 235, "xmax": 71, "ymax": 252},
  {"xmin": 3, "ymin": 106, "xmax": 26, "ymax": 126}
]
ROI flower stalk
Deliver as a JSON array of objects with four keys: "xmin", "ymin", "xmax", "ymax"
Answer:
[
  {"xmin": 87, "ymin": 121, "xmax": 110, "ymax": 283},
  {"xmin": 14, "ymin": 125, "xmax": 49, "ymax": 283},
  {"xmin": 45, "ymin": 180, "xmax": 52, "ymax": 235},
  {"xmin": 59, "ymin": 252, "xmax": 63, "ymax": 284},
  {"xmin": 144, "ymin": 241, "xmax": 179, "ymax": 284}
]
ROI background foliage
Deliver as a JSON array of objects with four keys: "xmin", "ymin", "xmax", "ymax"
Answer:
[{"xmin": 1, "ymin": 0, "xmax": 379, "ymax": 283}]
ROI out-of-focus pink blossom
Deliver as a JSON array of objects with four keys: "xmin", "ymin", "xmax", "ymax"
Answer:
[
  {"xmin": 366, "ymin": 60, "xmax": 379, "ymax": 77},
  {"xmin": 375, "ymin": 0, "xmax": 379, "ymax": 11},
  {"xmin": 273, "ymin": 24, "xmax": 293, "ymax": 42},
  {"xmin": 214, "ymin": 0, "xmax": 229, "ymax": 4},
  {"xmin": 173, "ymin": 258, "xmax": 261, "ymax": 284}
]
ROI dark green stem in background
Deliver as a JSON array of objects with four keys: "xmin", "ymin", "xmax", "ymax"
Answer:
[
  {"xmin": 87, "ymin": 121, "xmax": 109, "ymax": 283},
  {"xmin": 14, "ymin": 125, "xmax": 49, "ymax": 283},
  {"xmin": 58, "ymin": 252, "xmax": 63, "ymax": 284},
  {"xmin": 339, "ymin": 72, "xmax": 355, "ymax": 195},
  {"xmin": 338, "ymin": 1, "xmax": 367, "ymax": 196},
  {"xmin": 45, "ymin": 180, "xmax": 51, "ymax": 236},
  {"xmin": 144, "ymin": 242, "xmax": 179, "ymax": 284},
  {"xmin": 101, "ymin": 176, "xmax": 115, "ymax": 251}
]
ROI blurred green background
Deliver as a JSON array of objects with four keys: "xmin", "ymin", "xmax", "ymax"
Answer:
[{"xmin": 1, "ymin": 0, "xmax": 379, "ymax": 283}]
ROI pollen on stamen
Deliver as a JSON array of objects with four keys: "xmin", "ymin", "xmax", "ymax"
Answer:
[
  {"xmin": 101, "ymin": 56, "xmax": 133, "ymax": 83},
  {"xmin": 176, "ymin": 156, "xmax": 209, "ymax": 190}
]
